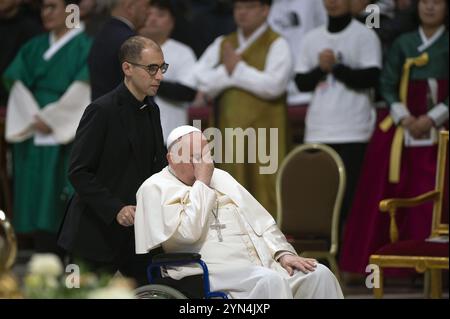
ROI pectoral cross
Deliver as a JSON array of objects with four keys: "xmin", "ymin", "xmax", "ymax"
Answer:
[
  {"xmin": 210, "ymin": 220, "xmax": 226, "ymax": 242},
  {"xmin": 210, "ymin": 201, "xmax": 226, "ymax": 242}
]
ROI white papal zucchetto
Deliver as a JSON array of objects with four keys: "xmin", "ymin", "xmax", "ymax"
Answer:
[{"xmin": 166, "ymin": 125, "xmax": 202, "ymax": 148}]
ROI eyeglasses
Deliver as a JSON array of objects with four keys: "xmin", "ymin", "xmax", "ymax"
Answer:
[{"xmin": 127, "ymin": 61, "xmax": 169, "ymax": 75}]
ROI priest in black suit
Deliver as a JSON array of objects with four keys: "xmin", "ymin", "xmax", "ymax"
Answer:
[{"xmin": 58, "ymin": 36, "xmax": 168, "ymax": 285}]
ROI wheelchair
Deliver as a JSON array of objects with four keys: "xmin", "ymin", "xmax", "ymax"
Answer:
[{"xmin": 134, "ymin": 253, "xmax": 228, "ymax": 299}]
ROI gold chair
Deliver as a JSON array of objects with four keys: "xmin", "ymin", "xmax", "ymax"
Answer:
[
  {"xmin": 370, "ymin": 130, "xmax": 449, "ymax": 299},
  {"xmin": 276, "ymin": 144, "xmax": 346, "ymax": 282},
  {"xmin": 0, "ymin": 113, "xmax": 13, "ymax": 218},
  {"xmin": 0, "ymin": 209, "xmax": 21, "ymax": 298}
]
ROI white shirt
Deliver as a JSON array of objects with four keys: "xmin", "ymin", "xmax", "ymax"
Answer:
[
  {"xmin": 157, "ymin": 39, "xmax": 197, "ymax": 143},
  {"xmin": 297, "ymin": 19, "xmax": 382, "ymax": 143},
  {"xmin": 185, "ymin": 22, "xmax": 292, "ymax": 100},
  {"xmin": 269, "ymin": 0, "xmax": 327, "ymax": 104}
]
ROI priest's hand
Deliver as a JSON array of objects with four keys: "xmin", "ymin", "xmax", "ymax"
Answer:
[
  {"xmin": 279, "ymin": 254, "xmax": 318, "ymax": 275},
  {"xmin": 33, "ymin": 115, "xmax": 52, "ymax": 134},
  {"xmin": 319, "ymin": 49, "xmax": 336, "ymax": 73},
  {"xmin": 116, "ymin": 205, "xmax": 136, "ymax": 227},
  {"xmin": 223, "ymin": 41, "xmax": 241, "ymax": 75}
]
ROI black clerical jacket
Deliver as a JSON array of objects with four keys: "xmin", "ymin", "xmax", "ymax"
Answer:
[{"xmin": 58, "ymin": 83, "xmax": 167, "ymax": 262}]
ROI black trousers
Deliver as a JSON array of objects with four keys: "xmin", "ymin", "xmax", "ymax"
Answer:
[{"xmin": 327, "ymin": 142, "xmax": 367, "ymax": 239}]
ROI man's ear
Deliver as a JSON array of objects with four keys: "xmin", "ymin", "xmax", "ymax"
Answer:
[{"xmin": 122, "ymin": 62, "xmax": 132, "ymax": 76}]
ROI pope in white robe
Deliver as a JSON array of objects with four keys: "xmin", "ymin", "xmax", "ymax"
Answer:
[{"xmin": 135, "ymin": 126, "xmax": 343, "ymax": 299}]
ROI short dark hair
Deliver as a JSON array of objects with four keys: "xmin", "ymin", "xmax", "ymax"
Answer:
[
  {"xmin": 233, "ymin": 0, "xmax": 272, "ymax": 6},
  {"xmin": 63, "ymin": 0, "xmax": 81, "ymax": 5},
  {"xmin": 119, "ymin": 36, "xmax": 161, "ymax": 64},
  {"xmin": 150, "ymin": 0, "xmax": 176, "ymax": 17}
]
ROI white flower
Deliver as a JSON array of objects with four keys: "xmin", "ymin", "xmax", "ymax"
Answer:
[
  {"xmin": 28, "ymin": 254, "xmax": 63, "ymax": 277},
  {"xmin": 87, "ymin": 287, "xmax": 136, "ymax": 299},
  {"xmin": 44, "ymin": 276, "xmax": 59, "ymax": 289}
]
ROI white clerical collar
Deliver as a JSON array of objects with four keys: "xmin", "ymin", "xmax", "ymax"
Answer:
[
  {"xmin": 236, "ymin": 22, "xmax": 269, "ymax": 55},
  {"xmin": 44, "ymin": 22, "xmax": 85, "ymax": 61},
  {"xmin": 418, "ymin": 26, "xmax": 445, "ymax": 52},
  {"xmin": 113, "ymin": 16, "xmax": 135, "ymax": 31}
]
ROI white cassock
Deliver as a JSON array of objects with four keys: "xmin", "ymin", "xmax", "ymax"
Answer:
[
  {"xmin": 268, "ymin": 0, "xmax": 327, "ymax": 105},
  {"xmin": 135, "ymin": 167, "xmax": 344, "ymax": 299},
  {"xmin": 156, "ymin": 39, "xmax": 197, "ymax": 143}
]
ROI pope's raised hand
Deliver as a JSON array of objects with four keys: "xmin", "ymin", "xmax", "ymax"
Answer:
[{"xmin": 193, "ymin": 144, "xmax": 214, "ymax": 186}]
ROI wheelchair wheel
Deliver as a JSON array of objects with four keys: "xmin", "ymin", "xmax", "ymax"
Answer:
[{"xmin": 134, "ymin": 284, "xmax": 188, "ymax": 299}]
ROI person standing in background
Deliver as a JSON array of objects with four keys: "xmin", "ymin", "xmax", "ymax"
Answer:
[
  {"xmin": 295, "ymin": 0, "xmax": 382, "ymax": 236},
  {"xmin": 139, "ymin": 0, "xmax": 197, "ymax": 143},
  {"xmin": 2, "ymin": 0, "xmax": 92, "ymax": 255},
  {"xmin": 88, "ymin": 0, "xmax": 149, "ymax": 100}
]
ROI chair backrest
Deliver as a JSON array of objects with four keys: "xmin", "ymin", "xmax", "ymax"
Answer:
[
  {"xmin": 431, "ymin": 130, "xmax": 449, "ymax": 237},
  {"xmin": 276, "ymin": 144, "xmax": 346, "ymax": 252}
]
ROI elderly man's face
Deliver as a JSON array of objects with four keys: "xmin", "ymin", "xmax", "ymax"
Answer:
[{"xmin": 168, "ymin": 132, "xmax": 212, "ymax": 186}]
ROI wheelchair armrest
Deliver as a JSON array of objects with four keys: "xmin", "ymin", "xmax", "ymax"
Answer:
[{"xmin": 153, "ymin": 253, "xmax": 201, "ymax": 264}]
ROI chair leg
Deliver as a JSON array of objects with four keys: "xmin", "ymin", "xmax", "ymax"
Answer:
[
  {"xmin": 424, "ymin": 270, "xmax": 431, "ymax": 298},
  {"xmin": 328, "ymin": 256, "xmax": 342, "ymax": 286},
  {"xmin": 373, "ymin": 267, "xmax": 383, "ymax": 299},
  {"xmin": 430, "ymin": 269, "xmax": 442, "ymax": 299}
]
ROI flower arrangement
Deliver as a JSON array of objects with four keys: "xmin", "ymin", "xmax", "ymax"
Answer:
[{"xmin": 23, "ymin": 254, "xmax": 136, "ymax": 299}]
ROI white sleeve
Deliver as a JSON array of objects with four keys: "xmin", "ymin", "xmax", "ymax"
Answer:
[
  {"xmin": 390, "ymin": 102, "xmax": 410, "ymax": 124},
  {"xmin": 230, "ymin": 37, "xmax": 292, "ymax": 99},
  {"xmin": 38, "ymin": 81, "xmax": 91, "ymax": 144},
  {"xmin": 357, "ymin": 29, "xmax": 382, "ymax": 69},
  {"xmin": 170, "ymin": 181, "xmax": 217, "ymax": 244},
  {"xmin": 174, "ymin": 46, "xmax": 198, "ymax": 87},
  {"xmin": 187, "ymin": 36, "xmax": 233, "ymax": 96},
  {"xmin": 428, "ymin": 103, "xmax": 449, "ymax": 127},
  {"xmin": 262, "ymin": 224, "xmax": 297, "ymax": 259},
  {"xmin": 5, "ymin": 81, "xmax": 40, "ymax": 143},
  {"xmin": 295, "ymin": 32, "xmax": 315, "ymax": 73}
]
